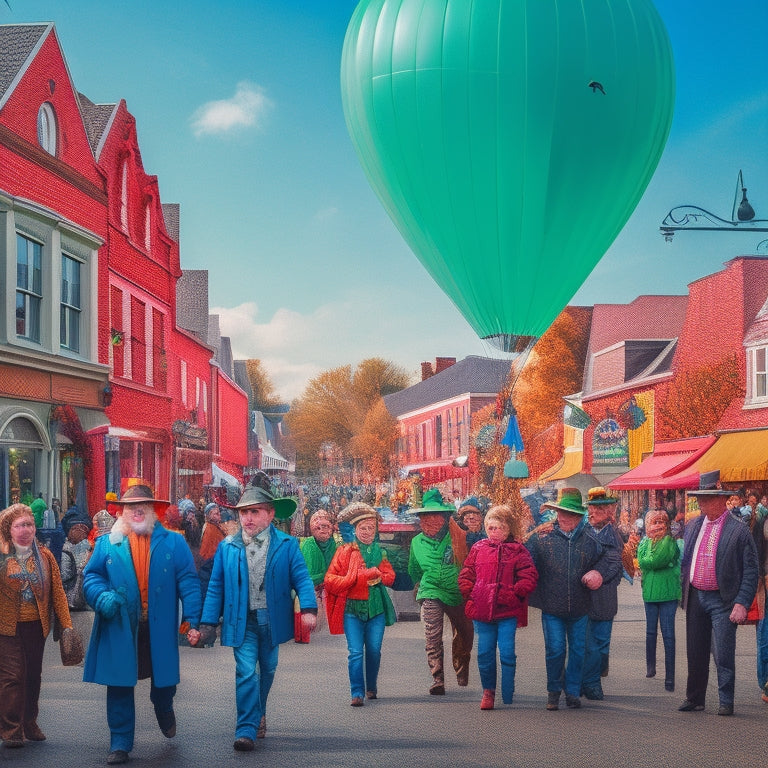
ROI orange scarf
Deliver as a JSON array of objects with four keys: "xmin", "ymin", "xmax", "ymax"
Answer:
[{"xmin": 128, "ymin": 532, "xmax": 151, "ymax": 618}]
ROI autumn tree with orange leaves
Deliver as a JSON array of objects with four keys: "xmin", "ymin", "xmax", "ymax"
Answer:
[
  {"xmin": 656, "ymin": 354, "xmax": 743, "ymax": 440},
  {"xmin": 285, "ymin": 358, "xmax": 410, "ymax": 477},
  {"xmin": 513, "ymin": 307, "xmax": 592, "ymax": 478},
  {"xmin": 468, "ymin": 307, "xmax": 592, "ymax": 509}
]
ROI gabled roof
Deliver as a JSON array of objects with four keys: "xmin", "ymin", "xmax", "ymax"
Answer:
[
  {"xmin": 583, "ymin": 295, "xmax": 687, "ymax": 396},
  {"xmin": 0, "ymin": 23, "xmax": 50, "ymax": 106},
  {"xmin": 76, "ymin": 91, "xmax": 117, "ymax": 156},
  {"xmin": 383, "ymin": 356, "xmax": 510, "ymax": 418},
  {"xmin": 587, "ymin": 295, "xmax": 688, "ymax": 354}
]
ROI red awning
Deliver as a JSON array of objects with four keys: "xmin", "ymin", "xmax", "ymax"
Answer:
[{"xmin": 608, "ymin": 436, "xmax": 716, "ymax": 491}]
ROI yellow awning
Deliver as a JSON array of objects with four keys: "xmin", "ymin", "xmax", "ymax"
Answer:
[
  {"xmin": 695, "ymin": 430, "xmax": 768, "ymax": 483},
  {"xmin": 539, "ymin": 450, "xmax": 583, "ymax": 482}
]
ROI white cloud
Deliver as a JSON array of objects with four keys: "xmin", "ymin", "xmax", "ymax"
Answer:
[
  {"xmin": 211, "ymin": 294, "xmax": 485, "ymax": 403},
  {"xmin": 191, "ymin": 82, "xmax": 272, "ymax": 137}
]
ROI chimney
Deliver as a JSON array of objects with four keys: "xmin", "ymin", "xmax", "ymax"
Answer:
[
  {"xmin": 421, "ymin": 362, "xmax": 434, "ymax": 381},
  {"xmin": 434, "ymin": 357, "xmax": 457, "ymax": 374}
]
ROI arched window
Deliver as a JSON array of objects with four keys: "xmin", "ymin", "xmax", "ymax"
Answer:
[
  {"xmin": 144, "ymin": 201, "xmax": 152, "ymax": 250},
  {"xmin": 120, "ymin": 160, "xmax": 129, "ymax": 232},
  {"xmin": 37, "ymin": 102, "xmax": 57, "ymax": 155}
]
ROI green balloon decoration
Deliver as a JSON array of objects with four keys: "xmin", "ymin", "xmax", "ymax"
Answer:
[{"xmin": 341, "ymin": 0, "xmax": 675, "ymax": 349}]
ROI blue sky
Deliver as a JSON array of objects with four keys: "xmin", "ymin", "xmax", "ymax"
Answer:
[{"xmin": 4, "ymin": 1, "xmax": 767, "ymax": 400}]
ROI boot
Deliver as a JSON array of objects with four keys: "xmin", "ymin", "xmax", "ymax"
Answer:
[
  {"xmin": 646, "ymin": 635, "xmax": 656, "ymax": 678},
  {"xmin": 480, "ymin": 690, "xmax": 495, "ymax": 710}
]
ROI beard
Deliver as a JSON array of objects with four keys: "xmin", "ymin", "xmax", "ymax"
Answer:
[{"xmin": 121, "ymin": 508, "xmax": 157, "ymax": 536}]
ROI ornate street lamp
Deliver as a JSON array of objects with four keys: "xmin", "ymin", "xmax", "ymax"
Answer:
[{"xmin": 659, "ymin": 170, "xmax": 768, "ymax": 243}]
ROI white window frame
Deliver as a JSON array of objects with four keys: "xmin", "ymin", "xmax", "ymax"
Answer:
[
  {"xmin": 746, "ymin": 344, "xmax": 768, "ymax": 406},
  {"xmin": 60, "ymin": 251, "xmax": 82, "ymax": 352},
  {"xmin": 180, "ymin": 360, "xmax": 188, "ymax": 406},
  {"xmin": 2, "ymin": 199, "xmax": 99, "ymax": 362},
  {"xmin": 37, "ymin": 102, "xmax": 57, "ymax": 156}
]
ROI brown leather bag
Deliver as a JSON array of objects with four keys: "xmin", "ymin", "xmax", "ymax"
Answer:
[{"xmin": 59, "ymin": 626, "xmax": 84, "ymax": 666}]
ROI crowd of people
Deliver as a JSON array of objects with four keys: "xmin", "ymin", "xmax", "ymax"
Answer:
[{"xmin": 0, "ymin": 478, "xmax": 764, "ymax": 764}]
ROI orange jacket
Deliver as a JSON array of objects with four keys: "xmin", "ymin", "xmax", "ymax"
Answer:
[
  {"xmin": 324, "ymin": 543, "xmax": 395, "ymax": 634},
  {"xmin": 0, "ymin": 544, "xmax": 73, "ymax": 638}
]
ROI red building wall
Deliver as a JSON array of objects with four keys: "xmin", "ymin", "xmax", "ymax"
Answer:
[{"xmin": 216, "ymin": 370, "xmax": 248, "ymax": 470}]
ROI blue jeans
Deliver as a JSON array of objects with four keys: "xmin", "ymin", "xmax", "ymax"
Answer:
[
  {"xmin": 474, "ymin": 617, "xmax": 518, "ymax": 704},
  {"xmin": 540, "ymin": 613, "xmax": 587, "ymax": 697},
  {"xmin": 582, "ymin": 618, "xmax": 613, "ymax": 691},
  {"xmin": 233, "ymin": 609, "xmax": 279, "ymax": 740},
  {"xmin": 685, "ymin": 587, "xmax": 737, "ymax": 707},
  {"xmin": 106, "ymin": 682, "xmax": 176, "ymax": 752},
  {"xmin": 343, "ymin": 612, "xmax": 386, "ymax": 699},
  {"xmin": 644, "ymin": 600, "xmax": 677, "ymax": 682}
]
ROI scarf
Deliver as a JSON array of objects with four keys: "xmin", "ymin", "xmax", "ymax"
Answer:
[{"xmin": 128, "ymin": 532, "xmax": 151, "ymax": 619}]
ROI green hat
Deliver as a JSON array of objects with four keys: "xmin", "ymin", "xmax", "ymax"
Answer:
[
  {"xmin": 414, "ymin": 488, "xmax": 455, "ymax": 515},
  {"xmin": 541, "ymin": 487, "xmax": 586, "ymax": 516},
  {"xmin": 235, "ymin": 482, "xmax": 296, "ymax": 520},
  {"xmin": 30, "ymin": 498, "xmax": 47, "ymax": 527}
]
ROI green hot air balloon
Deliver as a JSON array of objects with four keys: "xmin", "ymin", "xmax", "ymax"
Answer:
[{"xmin": 341, "ymin": 0, "xmax": 675, "ymax": 352}]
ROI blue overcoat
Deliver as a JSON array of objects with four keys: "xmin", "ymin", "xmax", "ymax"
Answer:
[
  {"xmin": 201, "ymin": 524, "xmax": 317, "ymax": 647},
  {"xmin": 82, "ymin": 521, "xmax": 202, "ymax": 688}
]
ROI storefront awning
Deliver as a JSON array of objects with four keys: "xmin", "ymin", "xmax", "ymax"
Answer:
[
  {"xmin": 74, "ymin": 407, "xmax": 110, "ymax": 433},
  {"xmin": 212, "ymin": 461, "xmax": 243, "ymax": 487},
  {"xmin": 694, "ymin": 430, "xmax": 768, "ymax": 483},
  {"xmin": 539, "ymin": 450, "xmax": 583, "ymax": 483},
  {"xmin": 608, "ymin": 436, "xmax": 716, "ymax": 491},
  {"xmin": 260, "ymin": 442, "xmax": 289, "ymax": 470}
]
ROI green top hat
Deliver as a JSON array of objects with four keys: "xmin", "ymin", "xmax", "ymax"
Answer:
[
  {"xmin": 413, "ymin": 488, "xmax": 455, "ymax": 515},
  {"xmin": 541, "ymin": 487, "xmax": 587, "ymax": 515}
]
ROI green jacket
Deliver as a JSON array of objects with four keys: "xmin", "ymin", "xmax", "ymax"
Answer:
[
  {"xmin": 300, "ymin": 536, "xmax": 337, "ymax": 586},
  {"xmin": 407, "ymin": 532, "xmax": 462, "ymax": 606},
  {"xmin": 637, "ymin": 535, "xmax": 681, "ymax": 603}
]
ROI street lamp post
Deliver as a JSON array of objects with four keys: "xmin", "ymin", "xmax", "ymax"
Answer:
[{"xmin": 659, "ymin": 170, "xmax": 768, "ymax": 244}]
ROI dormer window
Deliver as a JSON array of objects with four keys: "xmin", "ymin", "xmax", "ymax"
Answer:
[{"xmin": 37, "ymin": 102, "xmax": 57, "ymax": 155}]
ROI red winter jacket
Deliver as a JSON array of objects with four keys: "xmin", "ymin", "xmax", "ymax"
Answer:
[
  {"xmin": 458, "ymin": 538, "xmax": 538, "ymax": 625},
  {"xmin": 324, "ymin": 543, "xmax": 395, "ymax": 635}
]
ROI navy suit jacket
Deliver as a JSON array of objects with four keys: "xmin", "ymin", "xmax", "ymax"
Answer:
[{"xmin": 681, "ymin": 512, "xmax": 759, "ymax": 611}]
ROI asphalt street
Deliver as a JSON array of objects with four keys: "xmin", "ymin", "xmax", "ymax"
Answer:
[{"xmin": 2, "ymin": 582, "xmax": 764, "ymax": 768}]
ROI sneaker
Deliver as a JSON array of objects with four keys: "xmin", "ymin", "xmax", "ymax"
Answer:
[
  {"xmin": 546, "ymin": 691, "xmax": 560, "ymax": 711},
  {"xmin": 480, "ymin": 690, "xmax": 495, "ymax": 710},
  {"xmin": 565, "ymin": 694, "xmax": 582, "ymax": 709}
]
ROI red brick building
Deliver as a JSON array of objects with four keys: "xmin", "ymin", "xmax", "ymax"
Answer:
[
  {"xmin": 0, "ymin": 23, "xmax": 110, "ymax": 512},
  {"xmin": 383, "ymin": 356, "xmax": 511, "ymax": 495},
  {"xmin": 0, "ymin": 22, "xmax": 248, "ymax": 513},
  {"xmin": 543, "ymin": 257, "xmax": 768, "ymax": 516}
]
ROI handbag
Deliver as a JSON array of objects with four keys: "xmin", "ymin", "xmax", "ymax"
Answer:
[{"xmin": 59, "ymin": 625, "xmax": 85, "ymax": 666}]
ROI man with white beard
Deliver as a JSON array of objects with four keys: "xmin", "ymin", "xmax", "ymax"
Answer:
[{"xmin": 83, "ymin": 482, "xmax": 202, "ymax": 765}]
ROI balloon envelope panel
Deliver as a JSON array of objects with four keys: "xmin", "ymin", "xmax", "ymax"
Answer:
[{"xmin": 341, "ymin": 0, "xmax": 675, "ymax": 342}]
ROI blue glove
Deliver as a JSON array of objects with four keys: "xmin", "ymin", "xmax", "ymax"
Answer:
[{"xmin": 95, "ymin": 590, "xmax": 125, "ymax": 619}]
